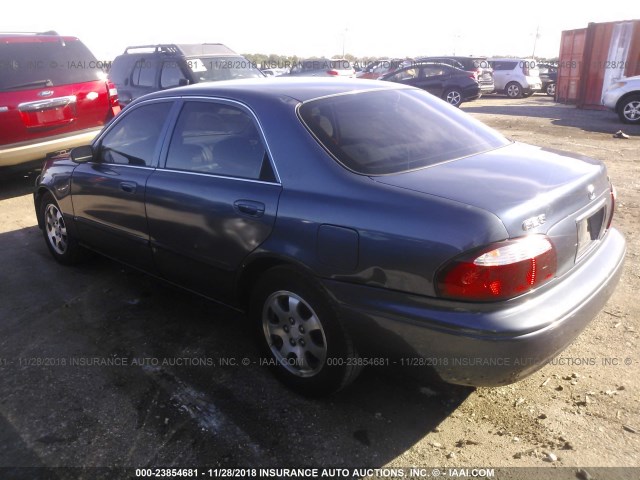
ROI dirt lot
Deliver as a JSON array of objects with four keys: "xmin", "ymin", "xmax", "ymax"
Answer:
[{"xmin": 0, "ymin": 95, "xmax": 638, "ymax": 479}]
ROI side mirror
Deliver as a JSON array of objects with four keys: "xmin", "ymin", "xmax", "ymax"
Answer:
[
  {"xmin": 178, "ymin": 78, "xmax": 191, "ymax": 86},
  {"xmin": 70, "ymin": 145, "xmax": 94, "ymax": 163}
]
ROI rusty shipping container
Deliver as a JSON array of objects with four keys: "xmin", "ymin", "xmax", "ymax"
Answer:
[{"xmin": 557, "ymin": 19, "xmax": 640, "ymax": 109}]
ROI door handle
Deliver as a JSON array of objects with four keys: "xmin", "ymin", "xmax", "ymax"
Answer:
[
  {"xmin": 234, "ymin": 200, "xmax": 265, "ymax": 217},
  {"xmin": 120, "ymin": 182, "xmax": 137, "ymax": 193}
]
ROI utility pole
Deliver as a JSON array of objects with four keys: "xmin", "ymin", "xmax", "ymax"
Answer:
[{"xmin": 532, "ymin": 25, "xmax": 540, "ymax": 58}]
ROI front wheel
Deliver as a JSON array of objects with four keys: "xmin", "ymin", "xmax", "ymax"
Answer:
[
  {"xmin": 250, "ymin": 266, "xmax": 361, "ymax": 396},
  {"xmin": 618, "ymin": 94, "xmax": 640, "ymax": 124},
  {"xmin": 444, "ymin": 89, "xmax": 463, "ymax": 107},
  {"xmin": 40, "ymin": 192, "xmax": 87, "ymax": 265},
  {"xmin": 505, "ymin": 82, "xmax": 523, "ymax": 98}
]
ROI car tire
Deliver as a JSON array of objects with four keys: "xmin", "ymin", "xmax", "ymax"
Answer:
[
  {"xmin": 250, "ymin": 266, "xmax": 361, "ymax": 396},
  {"xmin": 506, "ymin": 82, "xmax": 523, "ymax": 99},
  {"xmin": 546, "ymin": 83, "xmax": 556, "ymax": 96},
  {"xmin": 617, "ymin": 94, "xmax": 640, "ymax": 124},
  {"xmin": 40, "ymin": 192, "xmax": 87, "ymax": 265},
  {"xmin": 444, "ymin": 89, "xmax": 463, "ymax": 107}
]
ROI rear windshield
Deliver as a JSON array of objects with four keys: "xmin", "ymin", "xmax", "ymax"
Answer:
[
  {"xmin": 298, "ymin": 88, "xmax": 509, "ymax": 175},
  {"xmin": 0, "ymin": 39, "xmax": 102, "ymax": 91},
  {"xmin": 186, "ymin": 55, "xmax": 263, "ymax": 81}
]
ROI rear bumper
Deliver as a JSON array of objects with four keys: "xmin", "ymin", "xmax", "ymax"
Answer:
[
  {"xmin": 324, "ymin": 228, "xmax": 626, "ymax": 386},
  {"xmin": 0, "ymin": 128, "xmax": 100, "ymax": 167}
]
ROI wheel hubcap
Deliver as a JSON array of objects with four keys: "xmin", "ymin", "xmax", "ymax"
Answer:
[
  {"xmin": 44, "ymin": 203, "xmax": 67, "ymax": 255},
  {"xmin": 262, "ymin": 290, "xmax": 327, "ymax": 377},
  {"xmin": 624, "ymin": 101, "xmax": 640, "ymax": 121},
  {"xmin": 446, "ymin": 91, "xmax": 461, "ymax": 106},
  {"xmin": 507, "ymin": 85, "xmax": 519, "ymax": 97}
]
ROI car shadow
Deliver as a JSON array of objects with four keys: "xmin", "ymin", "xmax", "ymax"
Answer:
[
  {"xmin": 0, "ymin": 161, "xmax": 42, "ymax": 201},
  {"xmin": 465, "ymin": 96, "xmax": 640, "ymax": 136},
  {"xmin": 0, "ymin": 225, "xmax": 473, "ymax": 469}
]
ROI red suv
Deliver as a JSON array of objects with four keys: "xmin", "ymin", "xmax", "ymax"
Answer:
[{"xmin": 0, "ymin": 31, "xmax": 120, "ymax": 168}]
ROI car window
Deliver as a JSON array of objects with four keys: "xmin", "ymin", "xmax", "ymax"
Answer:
[
  {"xmin": 492, "ymin": 61, "xmax": 517, "ymax": 71},
  {"xmin": 0, "ymin": 39, "xmax": 103, "ymax": 91},
  {"xmin": 421, "ymin": 66, "xmax": 446, "ymax": 78},
  {"xmin": 299, "ymin": 89, "xmax": 510, "ymax": 175},
  {"xmin": 165, "ymin": 101, "xmax": 274, "ymax": 181},
  {"xmin": 131, "ymin": 59, "xmax": 155, "ymax": 87},
  {"xmin": 160, "ymin": 61, "xmax": 187, "ymax": 88},
  {"xmin": 388, "ymin": 68, "xmax": 418, "ymax": 81},
  {"xmin": 99, "ymin": 102, "xmax": 172, "ymax": 167},
  {"xmin": 187, "ymin": 56, "xmax": 263, "ymax": 81}
]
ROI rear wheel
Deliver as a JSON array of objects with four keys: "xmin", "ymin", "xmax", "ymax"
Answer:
[
  {"xmin": 444, "ymin": 89, "xmax": 463, "ymax": 107},
  {"xmin": 250, "ymin": 266, "xmax": 361, "ymax": 396},
  {"xmin": 40, "ymin": 192, "xmax": 87, "ymax": 265},
  {"xmin": 505, "ymin": 82, "xmax": 523, "ymax": 98},
  {"xmin": 618, "ymin": 94, "xmax": 640, "ymax": 124},
  {"xmin": 546, "ymin": 83, "xmax": 556, "ymax": 96}
]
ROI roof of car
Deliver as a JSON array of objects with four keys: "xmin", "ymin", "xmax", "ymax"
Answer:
[
  {"xmin": 0, "ymin": 33, "xmax": 79, "ymax": 43},
  {"xmin": 121, "ymin": 43, "xmax": 237, "ymax": 56},
  {"xmin": 136, "ymin": 77, "xmax": 408, "ymax": 104}
]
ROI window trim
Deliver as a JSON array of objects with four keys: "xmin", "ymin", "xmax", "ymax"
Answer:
[
  {"xmin": 158, "ymin": 96, "xmax": 281, "ymax": 184},
  {"xmin": 91, "ymin": 98, "xmax": 179, "ymax": 169}
]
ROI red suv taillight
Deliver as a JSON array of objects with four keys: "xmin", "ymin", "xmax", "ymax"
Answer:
[
  {"xmin": 107, "ymin": 80, "xmax": 121, "ymax": 116},
  {"xmin": 436, "ymin": 235, "xmax": 557, "ymax": 302}
]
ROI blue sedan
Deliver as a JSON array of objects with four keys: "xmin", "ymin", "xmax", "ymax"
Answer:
[{"xmin": 34, "ymin": 78, "xmax": 626, "ymax": 395}]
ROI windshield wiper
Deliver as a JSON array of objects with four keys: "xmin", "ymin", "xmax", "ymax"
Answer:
[{"xmin": 1, "ymin": 79, "xmax": 54, "ymax": 91}]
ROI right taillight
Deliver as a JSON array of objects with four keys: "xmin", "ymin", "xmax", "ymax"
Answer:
[
  {"xmin": 436, "ymin": 235, "xmax": 557, "ymax": 302},
  {"xmin": 107, "ymin": 80, "xmax": 121, "ymax": 117}
]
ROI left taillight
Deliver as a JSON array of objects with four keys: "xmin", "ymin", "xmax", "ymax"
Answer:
[
  {"xmin": 436, "ymin": 235, "xmax": 557, "ymax": 302},
  {"xmin": 107, "ymin": 80, "xmax": 121, "ymax": 116},
  {"xmin": 327, "ymin": 70, "xmax": 339, "ymax": 76}
]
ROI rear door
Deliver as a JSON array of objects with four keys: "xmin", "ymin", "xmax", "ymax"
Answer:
[
  {"xmin": 0, "ymin": 37, "xmax": 111, "ymax": 147},
  {"xmin": 415, "ymin": 65, "xmax": 449, "ymax": 97},
  {"xmin": 71, "ymin": 100, "xmax": 175, "ymax": 270},
  {"xmin": 145, "ymin": 99, "xmax": 281, "ymax": 303}
]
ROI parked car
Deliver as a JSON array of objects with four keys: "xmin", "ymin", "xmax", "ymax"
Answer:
[
  {"xmin": 0, "ymin": 31, "xmax": 120, "ymax": 168},
  {"xmin": 602, "ymin": 75, "xmax": 640, "ymax": 124},
  {"xmin": 380, "ymin": 62, "xmax": 480, "ymax": 107},
  {"xmin": 416, "ymin": 56, "xmax": 494, "ymax": 94},
  {"xmin": 34, "ymin": 78, "xmax": 625, "ymax": 396},
  {"xmin": 287, "ymin": 58, "xmax": 355, "ymax": 77},
  {"xmin": 489, "ymin": 58, "xmax": 542, "ymax": 98},
  {"xmin": 357, "ymin": 59, "xmax": 405, "ymax": 80},
  {"xmin": 108, "ymin": 44, "xmax": 263, "ymax": 107},
  {"xmin": 537, "ymin": 63, "xmax": 557, "ymax": 96}
]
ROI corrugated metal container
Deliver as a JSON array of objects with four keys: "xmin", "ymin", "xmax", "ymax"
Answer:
[{"xmin": 557, "ymin": 20, "xmax": 640, "ymax": 109}]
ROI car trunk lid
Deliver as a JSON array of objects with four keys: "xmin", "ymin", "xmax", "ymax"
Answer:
[{"xmin": 371, "ymin": 142, "xmax": 613, "ymax": 276}]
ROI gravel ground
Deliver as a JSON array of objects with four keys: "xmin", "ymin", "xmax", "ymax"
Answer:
[{"xmin": 0, "ymin": 94, "xmax": 638, "ymax": 480}]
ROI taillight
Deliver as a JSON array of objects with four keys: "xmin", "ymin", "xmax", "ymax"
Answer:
[
  {"xmin": 107, "ymin": 80, "xmax": 121, "ymax": 116},
  {"xmin": 436, "ymin": 235, "xmax": 557, "ymax": 302},
  {"xmin": 327, "ymin": 70, "xmax": 339, "ymax": 76}
]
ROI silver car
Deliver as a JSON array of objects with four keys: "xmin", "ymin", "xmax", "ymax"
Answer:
[
  {"xmin": 602, "ymin": 75, "xmax": 640, "ymax": 124},
  {"xmin": 489, "ymin": 58, "xmax": 542, "ymax": 98}
]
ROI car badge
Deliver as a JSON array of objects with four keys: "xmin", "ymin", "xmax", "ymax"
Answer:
[
  {"xmin": 522, "ymin": 214, "xmax": 546, "ymax": 231},
  {"xmin": 86, "ymin": 92, "xmax": 99, "ymax": 100},
  {"xmin": 587, "ymin": 184, "xmax": 595, "ymax": 200},
  {"xmin": 38, "ymin": 90, "xmax": 54, "ymax": 97}
]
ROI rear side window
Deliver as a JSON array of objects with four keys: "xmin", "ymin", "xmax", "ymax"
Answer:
[
  {"xmin": 492, "ymin": 61, "xmax": 517, "ymax": 71},
  {"xmin": 99, "ymin": 101, "xmax": 172, "ymax": 167},
  {"xmin": 165, "ymin": 101, "xmax": 274, "ymax": 181},
  {"xmin": 0, "ymin": 39, "xmax": 102, "ymax": 91},
  {"xmin": 299, "ymin": 89, "xmax": 509, "ymax": 175},
  {"xmin": 130, "ymin": 59, "xmax": 156, "ymax": 87}
]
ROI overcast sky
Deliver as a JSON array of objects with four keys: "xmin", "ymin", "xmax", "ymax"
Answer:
[{"xmin": 2, "ymin": 1, "xmax": 639, "ymax": 61}]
